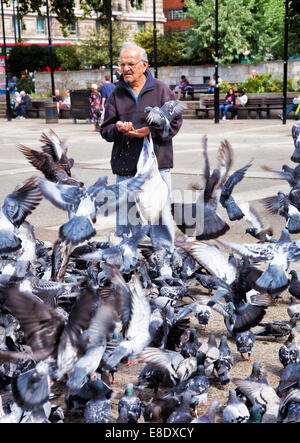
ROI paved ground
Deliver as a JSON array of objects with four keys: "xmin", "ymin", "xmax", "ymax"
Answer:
[{"xmin": 0, "ymin": 117, "xmax": 294, "ymax": 244}]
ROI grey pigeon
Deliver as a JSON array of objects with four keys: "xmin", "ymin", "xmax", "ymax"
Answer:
[
  {"xmin": 220, "ymin": 161, "xmax": 252, "ymax": 221},
  {"xmin": 291, "ymin": 124, "xmax": 300, "ymax": 163},
  {"xmin": 144, "ymin": 100, "xmax": 185, "ymax": 139},
  {"xmin": 222, "ymin": 388, "xmax": 250, "ymax": 423}
]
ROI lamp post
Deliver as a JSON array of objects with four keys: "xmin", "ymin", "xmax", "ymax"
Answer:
[
  {"xmin": 108, "ymin": 0, "xmax": 113, "ymax": 82},
  {"xmin": 214, "ymin": 0, "xmax": 219, "ymax": 124},
  {"xmin": 282, "ymin": 0, "xmax": 288, "ymax": 125},
  {"xmin": 153, "ymin": 0, "xmax": 158, "ymax": 78},
  {"xmin": 0, "ymin": 0, "xmax": 12, "ymax": 121},
  {"xmin": 45, "ymin": 0, "xmax": 55, "ymax": 100}
]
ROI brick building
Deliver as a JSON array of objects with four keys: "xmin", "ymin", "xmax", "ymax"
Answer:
[{"xmin": 163, "ymin": 0, "xmax": 194, "ymax": 33}]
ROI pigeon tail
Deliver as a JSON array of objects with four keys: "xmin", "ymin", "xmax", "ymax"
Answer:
[
  {"xmin": 11, "ymin": 366, "xmax": 51, "ymax": 411},
  {"xmin": 196, "ymin": 209, "xmax": 229, "ymax": 241},
  {"xmin": 221, "ymin": 195, "xmax": 244, "ymax": 221},
  {"xmin": 59, "ymin": 216, "xmax": 96, "ymax": 245}
]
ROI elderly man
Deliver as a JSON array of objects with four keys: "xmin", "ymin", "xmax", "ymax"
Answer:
[
  {"xmin": 16, "ymin": 90, "xmax": 32, "ymax": 119},
  {"xmin": 100, "ymin": 42, "xmax": 183, "ymax": 252}
]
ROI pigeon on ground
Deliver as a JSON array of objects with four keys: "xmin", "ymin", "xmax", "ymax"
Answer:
[
  {"xmin": 291, "ymin": 124, "xmax": 300, "ymax": 163},
  {"xmin": 235, "ymin": 330, "xmax": 255, "ymax": 361},
  {"xmin": 289, "ymin": 270, "xmax": 300, "ymax": 300},
  {"xmin": 144, "ymin": 100, "xmax": 185, "ymax": 139},
  {"xmin": 84, "ymin": 377, "xmax": 111, "ymax": 423},
  {"xmin": 214, "ymin": 335, "xmax": 234, "ymax": 385},
  {"xmin": 118, "ymin": 383, "xmax": 143, "ymax": 423},
  {"xmin": 222, "ymin": 388, "xmax": 250, "ymax": 423}
]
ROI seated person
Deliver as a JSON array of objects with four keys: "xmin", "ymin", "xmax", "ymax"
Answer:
[
  {"xmin": 59, "ymin": 90, "xmax": 71, "ymax": 112},
  {"xmin": 16, "ymin": 91, "xmax": 32, "ymax": 119},
  {"xmin": 11, "ymin": 91, "xmax": 21, "ymax": 112},
  {"xmin": 278, "ymin": 94, "xmax": 300, "ymax": 120},
  {"xmin": 174, "ymin": 75, "xmax": 194, "ymax": 100},
  {"xmin": 229, "ymin": 88, "xmax": 248, "ymax": 120},
  {"xmin": 219, "ymin": 87, "xmax": 235, "ymax": 120},
  {"xmin": 207, "ymin": 74, "xmax": 223, "ymax": 93},
  {"xmin": 53, "ymin": 88, "xmax": 63, "ymax": 113}
]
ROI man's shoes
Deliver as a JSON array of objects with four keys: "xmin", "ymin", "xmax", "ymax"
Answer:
[
  {"xmin": 277, "ymin": 113, "xmax": 283, "ymax": 120},
  {"xmin": 222, "ymin": 116, "xmax": 226, "ymax": 120},
  {"xmin": 16, "ymin": 115, "xmax": 21, "ymax": 119}
]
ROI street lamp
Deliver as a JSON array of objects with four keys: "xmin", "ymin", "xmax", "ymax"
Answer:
[
  {"xmin": 153, "ymin": 0, "xmax": 158, "ymax": 78},
  {"xmin": 108, "ymin": 0, "xmax": 113, "ymax": 82},
  {"xmin": 214, "ymin": 0, "xmax": 219, "ymax": 124},
  {"xmin": 282, "ymin": 0, "xmax": 288, "ymax": 125},
  {"xmin": 45, "ymin": 0, "xmax": 55, "ymax": 100},
  {"xmin": 0, "ymin": 0, "xmax": 13, "ymax": 121}
]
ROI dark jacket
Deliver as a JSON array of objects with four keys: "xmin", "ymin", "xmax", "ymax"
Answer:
[
  {"xmin": 100, "ymin": 69, "xmax": 183, "ymax": 176},
  {"xmin": 22, "ymin": 94, "xmax": 32, "ymax": 109}
]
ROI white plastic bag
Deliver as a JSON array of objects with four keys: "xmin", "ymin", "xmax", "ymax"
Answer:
[{"xmin": 134, "ymin": 134, "xmax": 169, "ymax": 224}]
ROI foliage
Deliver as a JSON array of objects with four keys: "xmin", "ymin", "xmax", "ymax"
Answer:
[
  {"xmin": 76, "ymin": 21, "xmax": 128, "ymax": 69},
  {"xmin": 4, "ymin": 0, "xmax": 137, "ymax": 31},
  {"xmin": 54, "ymin": 45, "xmax": 81, "ymax": 71},
  {"xmin": 219, "ymin": 73, "xmax": 299, "ymax": 94},
  {"xmin": 184, "ymin": 0, "xmax": 286, "ymax": 64},
  {"xmin": 16, "ymin": 73, "xmax": 35, "ymax": 93},
  {"xmin": 134, "ymin": 28, "xmax": 205, "ymax": 66}
]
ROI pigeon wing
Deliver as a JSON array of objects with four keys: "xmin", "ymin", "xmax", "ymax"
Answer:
[
  {"xmin": 3, "ymin": 176, "xmax": 43, "ymax": 227},
  {"xmin": 40, "ymin": 129, "xmax": 67, "ymax": 161},
  {"xmin": 160, "ymin": 100, "xmax": 186, "ymax": 121},
  {"xmin": 38, "ymin": 177, "xmax": 83, "ymax": 212}
]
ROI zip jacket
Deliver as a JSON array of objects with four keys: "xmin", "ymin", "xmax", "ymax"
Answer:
[{"xmin": 100, "ymin": 69, "xmax": 183, "ymax": 176}]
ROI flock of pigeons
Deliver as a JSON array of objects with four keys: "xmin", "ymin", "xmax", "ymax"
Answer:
[{"xmin": 0, "ymin": 114, "xmax": 300, "ymax": 423}]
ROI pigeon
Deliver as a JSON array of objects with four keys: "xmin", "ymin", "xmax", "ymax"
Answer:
[
  {"xmin": 180, "ymin": 328, "xmax": 201, "ymax": 359},
  {"xmin": 219, "ymin": 161, "xmax": 252, "ymax": 221},
  {"xmin": 101, "ymin": 265, "xmax": 152, "ymax": 371},
  {"xmin": 0, "ymin": 289, "xmax": 95, "ymax": 410},
  {"xmin": 196, "ymin": 334, "xmax": 220, "ymax": 377},
  {"xmin": 289, "ymin": 270, "xmax": 300, "ymax": 300},
  {"xmin": 287, "ymin": 295, "xmax": 300, "ymax": 325},
  {"xmin": 277, "ymin": 362, "xmax": 300, "ymax": 397},
  {"xmin": 262, "ymin": 191, "xmax": 300, "ymax": 234},
  {"xmin": 0, "ymin": 176, "xmax": 42, "ymax": 254},
  {"xmin": 291, "ymin": 124, "xmax": 300, "ymax": 163},
  {"xmin": 255, "ymin": 320, "xmax": 294, "ymax": 342},
  {"xmin": 18, "ymin": 134, "xmax": 83, "ymax": 187},
  {"xmin": 235, "ymin": 330, "xmax": 255, "ymax": 361},
  {"xmin": 214, "ymin": 335, "xmax": 234, "ymax": 385},
  {"xmin": 191, "ymin": 400, "xmax": 220, "ymax": 423},
  {"xmin": 279, "ymin": 339, "xmax": 300, "ymax": 368},
  {"xmin": 144, "ymin": 100, "xmax": 185, "ymax": 139},
  {"xmin": 278, "ymin": 386, "xmax": 300, "ymax": 423},
  {"xmin": 219, "ymin": 229, "xmax": 300, "ymax": 294},
  {"xmin": 222, "ymin": 388, "xmax": 250, "ymax": 423},
  {"xmin": 233, "ymin": 378, "xmax": 280, "ymax": 423},
  {"xmin": 118, "ymin": 383, "xmax": 142, "ymax": 423},
  {"xmin": 239, "ymin": 202, "xmax": 275, "ymax": 243},
  {"xmin": 172, "ymin": 136, "xmax": 232, "ymax": 240},
  {"xmin": 84, "ymin": 377, "xmax": 111, "ymax": 423},
  {"xmin": 38, "ymin": 170, "xmax": 151, "ymax": 246},
  {"xmin": 165, "ymin": 391, "xmax": 194, "ymax": 423},
  {"xmin": 140, "ymin": 347, "xmax": 197, "ymax": 385}
]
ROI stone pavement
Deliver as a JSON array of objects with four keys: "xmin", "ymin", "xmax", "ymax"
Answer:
[{"xmin": 0, "ymin": 117, "xmax": 295, "ymax": 243}]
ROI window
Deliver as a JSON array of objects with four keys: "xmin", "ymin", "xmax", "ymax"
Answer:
[
  {"xmin": 68, "ymin": 21, "xmax": 77, "ymax": 35},
  {"xmin": 36, "ymin": 17, "xmax": 45, "ymax": 35},
  {"xmin": 168, "ymin": 9, "xmax": 188, "ymax": 20},
  {"xmin": 137, "ymin": 22, "xmax": 145, "ymax": 33},
  {"xmin": 136, "ymin": 0, "xmax": 143, "ymax": 10}
]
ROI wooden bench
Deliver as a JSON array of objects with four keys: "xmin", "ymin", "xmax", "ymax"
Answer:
[
  {"xmin": 170, "ymin": 83, "xmax": 209, "ymax": 100},
  {"xmin": 59, "ymin": 108, "xmax": 71, "ymax": 119},
  {"xmin": 26, "ymin": 101, "xmax": 45, "ymax": 118},
  {"xmin": 195, "ymin": 98, "xmax": 216, "ymax": 119},
  {"xmin": 262, "ymin": 96, "xmax": 293, "ymax": 118},
  {"xmin": 196, "ymin": 97, "xmax": 267, "ymax": 119}
]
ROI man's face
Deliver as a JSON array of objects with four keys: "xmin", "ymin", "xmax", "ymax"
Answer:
[{"xmin": 119, "ymin": 48, "xmax": 148, "ymax": 86}]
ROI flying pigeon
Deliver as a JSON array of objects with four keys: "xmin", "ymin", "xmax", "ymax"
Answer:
[{"xmin": 144, "ymin": 100, "xmax": 185, "ymax": 139}]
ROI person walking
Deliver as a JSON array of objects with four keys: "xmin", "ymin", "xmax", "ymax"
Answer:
[{"xmin": 100, "ymin": 42, "xmax": 183, "ymax": 253}]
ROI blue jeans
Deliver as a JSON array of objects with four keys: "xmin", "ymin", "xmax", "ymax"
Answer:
[
  {"xmin": 219, "ymin": 104, "xmax": 231, "ymax": 117},
  {"xmin": 286, "ymin": 103, "xmax": 300, "ymax": 117},
  {"xmin": 116, "ymin": 169, "xmax": 174, "ymax": 252},
  {"xmin": 207, "ymin": 86, "xmax": 214, "ymax": 93}
]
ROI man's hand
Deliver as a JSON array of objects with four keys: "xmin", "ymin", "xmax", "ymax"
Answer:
[
  {"xmin": 116, "ymin": 121, "xmax": 134, "ymax": 134},
  {"xmin": 128, "ymin": 127, "xmax": 150, "ymax": 138}
]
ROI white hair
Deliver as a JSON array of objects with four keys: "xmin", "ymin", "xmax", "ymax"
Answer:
[{"xmin": 119, "ymin": 42, "xmax": 148, "ymax": 63}]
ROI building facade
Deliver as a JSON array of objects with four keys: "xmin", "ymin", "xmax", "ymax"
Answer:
[
  {"xmin": 163, "ymin": 0, "xmax": 194, "ymax": 33},
  {"xmin": 0, "ymin": 0, "xmax": 166, "ymax": 46}
]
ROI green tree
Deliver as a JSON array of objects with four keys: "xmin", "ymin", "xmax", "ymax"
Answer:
[
  {"xmin": 8, "ymin": 44, "xmax": 60, "ymax": 76},
  {"xmin": 77, "ymin": 21, "xmax": 128, "ymax": 69},
  {"xmin": 4, "ymin": 0, "xmax": 137, "ymax": 31},
  {"xmin": 184, "ymin": 0, "xmax": 286, "ymax": 64},
  {"xmin": 54, "ymin": 45, "xmax": 81, "ymax": 71}
]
